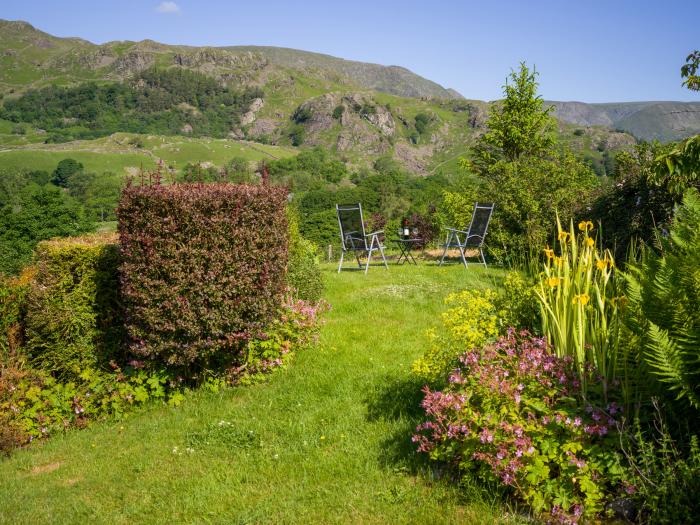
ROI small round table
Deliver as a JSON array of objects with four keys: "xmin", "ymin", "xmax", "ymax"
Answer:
[{"xmin": 391, "ymin": 238, "xmax": 423, "ymax": 265}]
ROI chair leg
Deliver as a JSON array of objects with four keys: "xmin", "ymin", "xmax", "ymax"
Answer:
[
  {"xmin": 459, "ymin": 244, "xmax": 468, "ymax": 268},
  {"xmin": 365, "ymin": 236, "xmax": 375, "ymax": 274},
  {"xmin": 354, "ymin": 252, "xmax": 362, "ymax": 268},
  {"xmin": 480, "ymin": 248, "xmax": 487, "ymax": 269},
  {"xmin": 439, "ymin": 231, "xmax": 453, "ymax": 266},
  {"xmin": 377, "ymin": 237, "xmax": 388, "ymax": 269},
  {"xmin": 337, "ymin": 250, "xmax": 345, "ymax": 273}
]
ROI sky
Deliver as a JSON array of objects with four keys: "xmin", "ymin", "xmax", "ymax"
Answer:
[{"xmin": 1, "ymin": 0, "xmax": 699, "ymax": 102}]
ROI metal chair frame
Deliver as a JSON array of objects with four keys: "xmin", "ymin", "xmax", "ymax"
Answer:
[
  {"xmin": 336, "ymin": 203, "xmax": 388, "ymax": 274},
  {"xmin": 439, "ymin": 202, "xmax": 494, "ymax": 268}
]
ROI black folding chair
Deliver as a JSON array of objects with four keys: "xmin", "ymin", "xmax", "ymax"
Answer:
[
  {"xmin": 439, "ymin": 202, "xmax": 494, "ymax": 268},
  {"xmin": 336, "ymin": 203, "xmax": 388, "ymax": 274}
]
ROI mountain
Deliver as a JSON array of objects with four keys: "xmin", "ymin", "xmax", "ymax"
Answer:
[
  {"xmin": 0, "ymin": 20, "xmax": 460, "ymax": 100},
  {"xmin": 548, "ymin": 101, "xmax": 700, "ymax": 142}
]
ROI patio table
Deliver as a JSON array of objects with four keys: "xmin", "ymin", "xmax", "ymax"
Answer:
[{"xmin": 391, "ymin": 238, "xmax": 423, "ymax": 265}]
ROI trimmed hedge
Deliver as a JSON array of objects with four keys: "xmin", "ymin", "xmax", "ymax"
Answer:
[
  {"xmin": 24, "ymin": 233, "xmax": 123, "ymax": 379},
  {"xmin": 287, "ymin": 210, "xmax": 323, "ymax": 303},
  {"xmin": 118, "ymin": 183, "xmax": 289, "ymax": 372}
]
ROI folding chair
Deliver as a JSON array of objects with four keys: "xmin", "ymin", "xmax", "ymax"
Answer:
[
  {"xmin": 439, "ymin": 202, "xmax": 494, "ymax": 268},
  {"xmin": 336, "ymin": 203, "xmax": 388, "ymax": 274}
]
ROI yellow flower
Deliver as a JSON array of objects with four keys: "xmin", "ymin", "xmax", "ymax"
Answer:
[
  {"xmin": 572, "ymin": 293, "xmax": 590, "ymax": 306},
  {"xmin": 553, "ymin": 256, "xmax": 564, "ymax": 266},
  {"xmin": 585, "ymin": 237, "xmax": 595, "ymax": 248},
  {"xmin": 543, "ymin": 247, "xmax": 555, "ymax": 259},
  {"xmin": 596, "ymin": 257, "xmax": 614, "ymax": 271},
  {"xmin": 547, "ymin": 277, "xmax": 560, "ymax": 288},
  {"xmin": 578, "ymin": 221, "xmax": 594, "ymax": 232},
  {"xmin": 558, "ymin": 231, "xmax": 569, "ymax": 241}
]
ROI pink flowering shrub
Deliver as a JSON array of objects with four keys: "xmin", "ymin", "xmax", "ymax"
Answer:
[
  {"xmin": 229, "ymin": 296, "xmax": 329, "ymax": 385},
  {"xmin": 413, "ymin": 329, "xmax": 626, "ymax": 524}
]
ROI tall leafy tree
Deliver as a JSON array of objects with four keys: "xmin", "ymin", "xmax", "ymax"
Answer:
[
  {"xmin": 473, "ymin": 62, "xmax": 555, "ymax": 166},
  {"xmin": 681, "ymin": 50, "xmax": 700, "ymax": 91}
]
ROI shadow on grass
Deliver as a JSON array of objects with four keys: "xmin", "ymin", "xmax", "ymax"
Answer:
[
  {"xmin": 364, "ymin": 373, "xmax": 434, "ymax": 474},
  {"xmin": 364, "ymin": 373, "xmax": 518, "ymax": 519}
]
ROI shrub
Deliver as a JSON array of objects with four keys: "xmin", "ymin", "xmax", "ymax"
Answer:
[
  {"xmin": 0, "ymin": 362, "xmax": 185, "ymax": 454},
  {"xmin": 287, "ymin": 210, "xmax": 323, "ymax": 303},
  {"xmin": 117, "ymin": 182, "xmax": 289, "ymax": 374},
  {"xmin": 623, "ymin": 188, "xmax": 700, "ymax": 415},
  {"xmin": 623, "ymin": 409, "xmax": 700, "ymax": 524},
  {"xmin": 412, "ymin": 289, "xmax": 500, "ymax": 385},
  {"xmin": 535, "ymin": 218, "xmax": 623, "ymax": 400},
  {"xmin": 495, "ymin": 271, "xmax": 539, "ymax": 332},
  {"xmin": 414, "ymin": 330, "xmax": 626, "ymax": 524},
  {"xmin": 231, "ymin": 296, "xmax": 328, "ymax": 385},
  {"xmin": 0, "ymin": 268, "xmax": 33, "ymax": 365},
  {"xmin": 24, "ymin": 234, "xmax": 123, "ymax": 380}
]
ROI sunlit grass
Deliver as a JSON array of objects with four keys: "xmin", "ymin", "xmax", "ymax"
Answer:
[{"xmin": 0, "ymin": 263, "xmax": 519, "ymax": 524}]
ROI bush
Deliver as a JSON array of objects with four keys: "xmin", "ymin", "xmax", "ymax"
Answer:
[
  {"xmin": 24, "ymin": 233, "xmax": 123, "ymax": 380},
  {"xmin": 412, "ymin": 289, "xmax": 500, "ymax": 385},
  {"xmin": 414, "ymin": 330, "xmax": 627, "ymax": 524},
  {"xmin": 623, "ymin": 188, "xmax": 700, "ymax": 415},
  {"xmin": 287, "ymin": 210, "xmax": 324, "ymax": 303},
  {"xmin": 623, "ymin": 410, "xmax": 700, "ymax": 524},
  {"xmin": 0, "ymin": 268, "xmax": 33, "ymax": 365},
  {"xmin": 0, "ymin": 361, "xmax": 185, "ymax": 455},
  {"xmin": 117, "ymin": 182, "xmax": 289, "ymax": 374}
]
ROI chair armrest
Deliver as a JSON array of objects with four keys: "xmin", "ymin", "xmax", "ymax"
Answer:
[
  {"xmin": 366, "ymin": 230, "xmax": 384, "ymax": 236},
  {"xmin": 445, "ymin": 227, "xmax": 469, "ymax": 234}
]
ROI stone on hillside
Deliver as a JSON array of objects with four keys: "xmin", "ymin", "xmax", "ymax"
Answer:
[
  {"xmin": 240, "ymin": 97, "xmax": 265, "ymax": 126},
  {"xmin": 181, "ymin": 123, "xmax": 193, "ymax": 134}
]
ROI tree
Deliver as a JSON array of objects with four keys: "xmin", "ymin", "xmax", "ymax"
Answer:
[
  {"xmin": 681, "ymin": 50, "xmax": 700, "ymax": 91},
  {"xmin": 51, "ymin": 158, "xmax": 83, "ymax": 187},
  {"xmin": 473, "ymin": 63, "xmax": 555, "ymax": 165},
  {"xmin": 0, "ymin": 184, "xmax": 93, "ymax": 275}
]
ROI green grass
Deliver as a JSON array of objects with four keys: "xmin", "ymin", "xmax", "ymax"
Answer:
[
  {"xmin": 0, "ymin": 263, "xmax": 517, "ymax": 524},
  {"xmin": 0, "ymin": 133, "xmax": 299, "ymax": 175}
]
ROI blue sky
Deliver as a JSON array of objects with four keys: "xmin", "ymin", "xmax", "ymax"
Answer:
[{"xmin": 2, "ymin": 0, "xmax": 698, "ymax": 102}]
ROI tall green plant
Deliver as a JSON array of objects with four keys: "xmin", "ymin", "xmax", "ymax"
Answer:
[
  {"xmin": 535, "ymin": 218, "xmax": 623, "ymax": 398},
  {"xmin": 623, "ymin": 188, "xmax": 700, "ymax": 412}
]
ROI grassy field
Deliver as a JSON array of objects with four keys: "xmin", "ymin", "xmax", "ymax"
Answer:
[
  {"xmin": 0, "ymin": 132, "xmax": 298, "ymax": 175},
  {"xmin": 0, "ymin": 262, "xmax": 517, "ymax": 525}
]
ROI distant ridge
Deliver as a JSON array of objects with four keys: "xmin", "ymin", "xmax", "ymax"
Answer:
[
  {"xmin": 0, "ymin": 19, "xmax": 697, "ymax": 142},
  {"xmin": 547, "ymin": 100, "xmax": 700, "ymax": 142}
]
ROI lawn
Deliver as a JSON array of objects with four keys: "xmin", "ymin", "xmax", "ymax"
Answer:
[{"xmin": 0, "ymin": 262, "xmax": 516, "ymax": 525}]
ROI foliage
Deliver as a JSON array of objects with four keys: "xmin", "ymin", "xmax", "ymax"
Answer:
[
  {"xmin": 535, "ymin": 219, "xmax": 623, "ymax": 400},
  {"xmin": 495, "ymin": 271, "xmax": 539, "ymax": 332},
  {"xmin": 1, "ymin": 68, "xmax": 263, "ymax": 140},
  {"xmin": 588, "ymin": 142, "xmax": 676, "ymax": 261},
  {"xmin": 0, "ymin": 181, "xmax": 94, "ymax": 275},
  {"xmin": 623, "ymin": 410, "xmax": 700, "ymax": 524},
  {"xmin": 0, "ymin": 362, "xmax": 185, "ymax": 455},
  {"xmin": 287, "ymin": 210, "xmax": 324, "ymax": 302},
  {"xmin": 0, "ymin": 268, "xmax": 33, "ymax": 365},
  {"xmin": 412, "ymin": 289, "xmax": 500, "ymax": 385},
  {"xmin": 451, "ymin": 151, "xmax": 598, "ymax": 263},
  {"xmin": 118, "ymin": 181, "xmax": 289, "ymax": 375},
  {"xmin": 225, "ymin": 156, "xmax": 255, "ymax": 183},
  {"xmin": 681, "ymin": 50, "xmax": 700, "ymax": 91},
  {"xmin": 473, "ymin": 63, "xmax": 555, "ymax": 165},
  {"xmin": 51, "ymin": 158, "xmax": 83, "ymax": 187},
  {"xmin": 24, "ymin": 234, "xmax": 123, "ymax": 380},
  {"xmin": 232, "ymin": 296, "xmax": 328, "ymax": 385},
  {"xmin": 652, "ymin": 134, "xmax": 700, "ymax": 196},
  {"xmin": 622, "ymin": 189, "xmax": 700, "ymax": 413},
  {"xmin": 414, "ymin": 330, "xmax": 626, "ymax": 524}
]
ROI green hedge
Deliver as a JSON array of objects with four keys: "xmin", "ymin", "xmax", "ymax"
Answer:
[
  {"xmin": 24, "ymin": 234, "xmax": 123, "ymax": 379},
  {"xmin": 118, "ymin": 183, "xmax": 289, "ymax": 373},
  {"xmin": 287, "ymin": 210, "xmax": 323, "ymax": 303}
]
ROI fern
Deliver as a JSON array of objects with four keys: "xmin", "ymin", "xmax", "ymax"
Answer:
[{"xmin": 623, "ymin": 188, "xmax": 700, "ymax": 413}]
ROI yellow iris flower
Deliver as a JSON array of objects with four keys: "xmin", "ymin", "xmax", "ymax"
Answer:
[{"xmin": 578, "ymin": 221, "xmax": 594, "ymax": 232}]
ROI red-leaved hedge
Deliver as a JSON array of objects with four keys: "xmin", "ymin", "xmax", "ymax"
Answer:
[{"xmin": 117, "ymin": 183, "xmax": 289, "ymax": 372}]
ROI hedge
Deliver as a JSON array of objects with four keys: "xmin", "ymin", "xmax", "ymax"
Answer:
[
  {"xmin": 24, "ymin": 233, "xmax": 123, "ymax": 379},
  {"xmin": 117, "ymin": 183, "xmax": 289, "ymax": 372}
]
